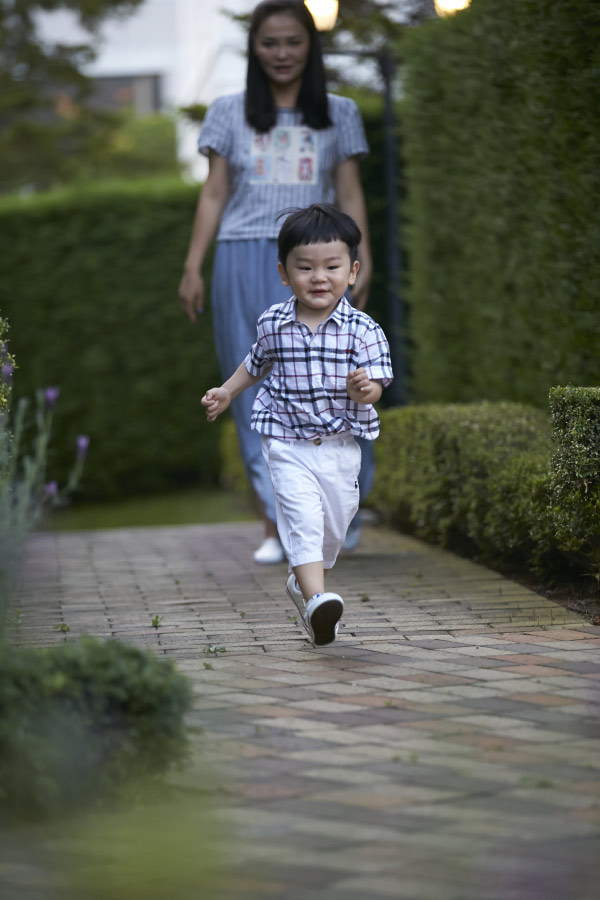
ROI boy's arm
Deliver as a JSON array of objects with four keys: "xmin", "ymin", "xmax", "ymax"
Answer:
[
  {"xmin": 347, "ymin": 368, "xmax": 383, "ymax": 405},
  {"xmin": 202, "ymin": 361, "xmax": 265, "ymax": 421}
]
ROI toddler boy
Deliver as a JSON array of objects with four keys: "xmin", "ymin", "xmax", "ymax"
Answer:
[{"xmin": 202, "ymin": 203, "xmax": 393, "ymax": 646}]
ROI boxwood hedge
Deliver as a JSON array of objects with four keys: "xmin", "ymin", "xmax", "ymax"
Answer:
[
  {"xmin": 401, "ymin": 0, "xmax": 600, "ymax": 406},
  {"xmin": 370, "ymin": 388, "xmax": 600, "ymax": 585},
  {"xmin": 0, "ymin": 179, "xmax": 221, "ymax": 498}
]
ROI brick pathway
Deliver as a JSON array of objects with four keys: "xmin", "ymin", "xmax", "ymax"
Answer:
[{"xmin": 10, "ymin": 522, "xmax": 600, "ymax": 899}]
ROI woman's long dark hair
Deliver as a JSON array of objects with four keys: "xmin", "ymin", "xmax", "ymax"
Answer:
[{"xmin": 245, "ymin": 0, "xmax": 332, "ymax": 133}]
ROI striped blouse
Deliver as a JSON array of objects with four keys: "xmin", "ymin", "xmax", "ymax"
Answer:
[{"xmin": 198, "ymin": 92, "xmax": 369, "ymax": 241}]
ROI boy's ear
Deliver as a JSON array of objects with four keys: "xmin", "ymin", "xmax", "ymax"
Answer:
[
  {"xmin": 348, "ymin": 259, "xmax": 360, "ymax": 286},
  {"xmin": 277, "ymin": 262, "xmax": 290, "ymax": 286}
]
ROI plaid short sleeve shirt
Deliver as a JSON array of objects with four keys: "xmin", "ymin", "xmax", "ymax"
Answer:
[{"xmin": 244, "ymin": 296, "xmax": 393, "ymax": 441}]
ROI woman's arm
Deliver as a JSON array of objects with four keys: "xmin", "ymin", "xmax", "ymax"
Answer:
[
  {"xmin": 178, "ymin": 150, "xmax": 230, "ymax": 323},
  {"xmin": 335, "ymin": 157, "xmax": 372, "ymax": 311}
]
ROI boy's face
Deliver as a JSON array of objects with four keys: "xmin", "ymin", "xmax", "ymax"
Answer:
[{"xmin": 278, "ymin": 241, "xmax": 359, "ymax": 322}]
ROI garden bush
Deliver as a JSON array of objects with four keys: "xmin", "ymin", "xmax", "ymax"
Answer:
[
  {"xmin": 0, "ymin": 178, "xmax": 222, "ymax": 498},
  {"xmin": 549, "ymin": 386, "xmax": 600, "ymax": 578},
  {"xmin": 371, "ymin": 401, "xmax": 553, "ymax": 569},
  {"xmin": 0, "ymin": 636, "xmax": 193, "ymax": 821},
  {"xmin": 371, "ymin": 390, "xmax": 600, "ymax": 586},
  {"xmin": 401, "ymin": 0, "xmax": 600, "ymax": 406}
]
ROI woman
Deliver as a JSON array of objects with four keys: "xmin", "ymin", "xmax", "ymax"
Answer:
[{"xmin": 179, "ymin": 0, "xmax": 373, "ymax": 564}]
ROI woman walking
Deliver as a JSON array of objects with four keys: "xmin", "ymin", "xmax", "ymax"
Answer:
[{"xmin": 179, "ymin": 0, "xmax": 373, "ymax": 563}]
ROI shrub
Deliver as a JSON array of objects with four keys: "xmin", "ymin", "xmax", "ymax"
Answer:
[
  {"xmin": 549, "ymin": 386, "xmax": 600, "ymax": 579},
  {"xmin": 401, "ymin": 0, "xmax": 600, "ymax": 406},
  {"xmin": 371, "ymin": 401, "xmax": 553, "ymax": 570},
  {"xmin": 0, "ymin": 636, "xmax": 193, "ymax": 821},
  {"xmin": 0, "ymin": 178, "xmax": 222, "ymax": 498}
]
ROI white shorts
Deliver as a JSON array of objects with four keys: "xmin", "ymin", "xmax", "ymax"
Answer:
[{"xmin": 261, "ymin": 433, "xmax": 361, "ymax": 570}]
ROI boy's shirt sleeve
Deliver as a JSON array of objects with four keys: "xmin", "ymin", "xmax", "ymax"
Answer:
[
  {"xmin": 244, "ymin": 314, "xmax": 275, "ymax": 377},
  {"xmin": 359, "ymin": 322, "xmax": 394, "ymax": 387}
]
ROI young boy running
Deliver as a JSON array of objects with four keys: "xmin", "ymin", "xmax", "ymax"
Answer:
[{"xmin": 202, "ymin": 204, "xmax": 393, "ymax": 646}]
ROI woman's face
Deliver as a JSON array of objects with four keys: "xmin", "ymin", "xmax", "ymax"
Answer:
[{"xmin": 253, "ymin": 12, "xmax": 311, "ymax": 89}]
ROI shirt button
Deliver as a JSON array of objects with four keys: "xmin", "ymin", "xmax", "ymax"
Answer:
[{"xmin": 313, "ymin": 438, "xmax": 322, "ymax": 446}]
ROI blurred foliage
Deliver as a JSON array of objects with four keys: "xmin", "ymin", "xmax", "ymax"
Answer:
[
  {"xmin": 370, "ymin": 391, "xmax": 600, "ymax": 587},
  {"xmin": 179, "ymin": 102, "xmax": 208, "ymax": 125},
  {"xmin": 0, "ymin": 790, "xmax": 227, "ymax": 899},
  {"xmin": 0, "ymin": 178, "xmax": 222, "ymax": 499},
  {"xmin": 0, "ymin": 636, "xmax": 193, "ymax": 821},
  {"xmin": 0, "ymin": 382, "xmax": 88, "ymax": 631},
  {"xmin": 0, "ymin": 0, "xmax": 151, "ymax": 193},
  {"xmin": 401, "ymin": 0, "xmax": 600, "ymax": 407},
  {"xmin": 0, "ymin": 318, "xmax": 14, "ymax": 412}
]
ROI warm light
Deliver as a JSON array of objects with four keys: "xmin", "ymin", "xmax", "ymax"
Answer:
[
  {"xmin": 434, "ymin": 0, "xmax": 472, "ymax": 15},
  {"xmin": 304, "ymin": 0, "xmax": 339, "ymax": 32}
]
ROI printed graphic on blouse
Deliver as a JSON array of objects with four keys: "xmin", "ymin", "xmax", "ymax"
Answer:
[{"xmin": 250, "ymin": 127, "xmax": 318, "ymax": 186}]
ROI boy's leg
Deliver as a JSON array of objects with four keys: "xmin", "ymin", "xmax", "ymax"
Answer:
[
  {"xmin": 343, "ymin": 436, "xmax": 374, "ymax": 551},
  {"xmin": 263, "ymin": 438, "xmax": 344, "ymax": 646},
  {"xmin": 321, "ymin": 436, "xmax": 362, "ymax": 567},
  {"xmin": 293, "ymin": 561, "xmax": 325, "ymax": 602}
]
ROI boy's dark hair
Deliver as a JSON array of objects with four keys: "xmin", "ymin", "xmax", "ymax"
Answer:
[
  {"xmin": 245, "ymin": 0, "xmax": 332, "ymax": 133},
  {"xmin": 277, "ymin": 204, "xmax": 362, "ymax": 266}
]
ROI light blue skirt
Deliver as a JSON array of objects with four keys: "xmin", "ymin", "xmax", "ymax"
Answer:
[{"xmin": 211, "ymin": 238, "xmax": 374, "ymax": 527}]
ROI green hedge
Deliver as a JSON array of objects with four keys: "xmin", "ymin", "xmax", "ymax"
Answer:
[
  {"xmin": 0, "ymin": 179, "xmax": 221, "ymax": 498},
  {"xmin": 549, "ymin": 386, "xmax": 600, "ymax": 574},
  {"xmin": 371, "ymin": 388, "xmax": 600, "ymax": 584},
  {"xmin": 0, "ymin": 636, "xmax": 193, "ymax": 820},
  {"xmin": 401, "ymin": 0, "xmax": 600, "ymax": 406}
]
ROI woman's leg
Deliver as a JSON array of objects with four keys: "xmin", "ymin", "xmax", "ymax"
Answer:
[{"xmin": 212, "ymin": 240, "xmax": 290, "ymax": 555}]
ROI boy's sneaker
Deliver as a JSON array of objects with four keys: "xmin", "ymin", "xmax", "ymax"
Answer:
[
  {"xmin": 286, "ymin": 573, "xmax": 305, "ymax": 615},
  {"xmin": 286, "ymin": 575, "xmax": 343, "ymax": 646},
  {"xmin": 306, "ymin": 592, "xmax": 344, "ymax": 646}
]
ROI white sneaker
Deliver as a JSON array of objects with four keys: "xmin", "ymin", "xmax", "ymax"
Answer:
[
  {"xmin": 305, "ymin": 592, "xmax": 344, "ymax": 646},
  {"xmin": 286, "ymin": 573, "xmax": 305, "ymax": 615},
  {"xmin": 253, "ymin": 537, "xmax": 285, "ymax": 565}
]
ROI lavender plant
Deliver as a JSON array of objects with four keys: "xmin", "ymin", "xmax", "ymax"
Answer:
[{"xmin": 0, "ymin": 327, "xmax": 89, "ymax": 632}]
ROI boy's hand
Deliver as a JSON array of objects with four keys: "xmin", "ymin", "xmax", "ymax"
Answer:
[
  {"xmin": 347, "ymin": 367, "xmax": 370, "ymax": 398},
  {"xmin": 347, "ymin": 368, "xmax": 383, "ymax": 404},
  {"xmin": 201, "ymin": 387, "xmax": 231, "ymax": 421}
]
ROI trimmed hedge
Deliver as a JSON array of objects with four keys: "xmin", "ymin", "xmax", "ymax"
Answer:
[
  {"xmin": 401, "ymin": 0, "xmax": 600, "ymax": 406},
  {"xmin": 549, "ymin": 386, "xmax": 600, "ymax": 575},
  {"xmin": 0, "ymin": 179, "xmax": 222, "ymax": 498},
  {"xmin": 371, "ymin": 388, "xmax": 600, "ymax": 584},
  {"xmin": 0, "ymin": 636, "xmax": 193, "ymax": 820}
]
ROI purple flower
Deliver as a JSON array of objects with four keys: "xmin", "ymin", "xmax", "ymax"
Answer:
[
  {"xmin": 44, "ymin": 386, "xmax": 60, "ymax": 409},
  {"xmin": 44, "ymin": 481, "xmax": 59, "ymax": 498},
  {"xmin": 1, "ymin": 363, "xmax": 13, "ymax": 384},
  {"xmin": 76, "ymin": 435, "xmax": 90, "ymax": 459}
]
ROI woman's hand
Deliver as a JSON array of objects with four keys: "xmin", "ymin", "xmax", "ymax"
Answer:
[
  {"xmin": 178, "ymin": 268, "xmax": 205, "ymax": 323},
  {"xmin": 201, "ymin": 387, "xmax": 231, "ymax": 421}
]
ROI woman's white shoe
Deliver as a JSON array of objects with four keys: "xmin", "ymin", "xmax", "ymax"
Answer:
[{"xmin": 253, "ymin": 537, "xmax": 285, "ymax": 564}]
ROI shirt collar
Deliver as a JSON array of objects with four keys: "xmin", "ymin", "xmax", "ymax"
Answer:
[{"xmin": 278, "ymin": 294, "xmax": 353, "ymax": 327}]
